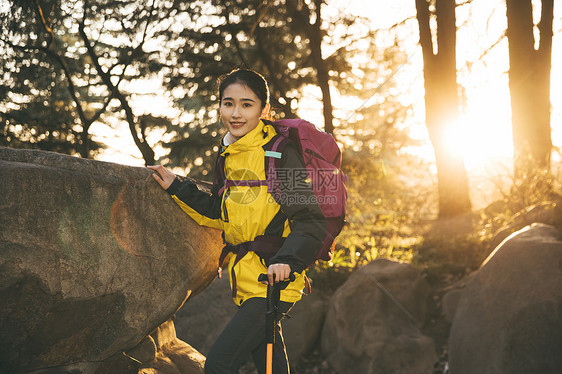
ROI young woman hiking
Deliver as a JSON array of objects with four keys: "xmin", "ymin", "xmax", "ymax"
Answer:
[{"xmin": 148, "ymin": 68, "xmax": 326, "ymax": 374}]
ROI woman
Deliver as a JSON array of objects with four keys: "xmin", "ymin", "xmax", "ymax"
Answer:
[{"xmin": 149, "ymin": 68, "xmax": 326, "ymax": 373}]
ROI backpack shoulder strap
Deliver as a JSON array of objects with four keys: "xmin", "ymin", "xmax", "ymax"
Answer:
[
  {"xmin": 262, "ymin": 126, "xmax": 294, "ymax": 197},
  {"xmin": 262, "ymin": 119, "xmax": 298, "ymax": 156},
  {"xmin": 214, "ymin": 145, "xmax": 229, "ymax": 196}
]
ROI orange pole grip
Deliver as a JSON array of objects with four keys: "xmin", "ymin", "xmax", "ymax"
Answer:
[{"xmin": 266, "ymin": 343, "xmax": 273, "ymax": 374}]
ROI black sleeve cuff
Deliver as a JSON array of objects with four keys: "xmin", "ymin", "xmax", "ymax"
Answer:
[{"xmin": 165, "ymin": 177, "xmax": 182, "ymax": 195}]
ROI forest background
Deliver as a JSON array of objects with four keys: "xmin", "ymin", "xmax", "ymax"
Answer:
[{"xmin": 1, "ymin": 0, "xmax": 562, "ymax": 288}]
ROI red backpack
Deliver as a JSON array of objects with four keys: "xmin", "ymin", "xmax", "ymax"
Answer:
[
  {"xmin": 263, "ymin": 119, "xmax": 347, "ymax": 262},
  {"xmin": 215, "ymin": 119, "xmax": 347, "ymax": 295}
]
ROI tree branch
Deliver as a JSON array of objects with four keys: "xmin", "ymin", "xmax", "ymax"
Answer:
[
  {"xmin": 461, "ymin": 31, "xmax": 506, "ymax": 72},
  {"xmin": 79, "ymin": 0, "xmax": 155, "ymax": 165},
  {"xmin": 253, "ymin": 27, "xmax": 294, "ymax": 116},
  {"xmin": 457, "ymin": 0, "xmax": 474, "ymax": 7},
  {"xmin": 388, "ymin": 15, "xmax": 417, "ymax": 32},
  {"xmin": 34, "ymin": 0, "xmax": 92, "ymax": 157},
  {"xmin": 222, "ymin": 0, "xmax": 249, "ymax": 67},
  {"xmin": 249, "ymin": 2, "xmax": 273, "ymax": 38}
]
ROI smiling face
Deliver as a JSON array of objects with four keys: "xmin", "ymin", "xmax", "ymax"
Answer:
[{"xmin": 220, "ymin": 82, "xmax": 270, "ymax": 140}]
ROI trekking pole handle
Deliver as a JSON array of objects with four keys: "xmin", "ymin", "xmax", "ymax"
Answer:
[
  {"xmin": 257, "ymin": 272, "xmax": 296, "ymax": 285},
  {"xmin": 258, "ymin": 272, "xmax": 296, "ymax": 349}
]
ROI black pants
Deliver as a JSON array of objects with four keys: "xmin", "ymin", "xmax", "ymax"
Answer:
[{"xmin": 204, "ymin": 297, "xmax": 294, "ymax": 374}]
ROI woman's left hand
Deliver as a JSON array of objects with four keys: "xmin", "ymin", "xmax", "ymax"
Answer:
[
  {"xmin": 264, "ymin": 263, "xmax": 292, "ymax": 286},
  {"xmin": 148, "ymin": 165, "xmax": 176, "ymax": 190}
]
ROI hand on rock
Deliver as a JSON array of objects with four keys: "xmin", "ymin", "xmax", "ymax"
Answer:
[{"xmin": 147, "ymin": 165, "xmax": 176, "ymax": 190}]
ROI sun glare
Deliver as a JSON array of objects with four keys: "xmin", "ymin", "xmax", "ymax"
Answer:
[
  {"xmin": 445, "ymin": 109, "xmax": 513, "ymax": 171},
  {"xmin": 447, "ymin": 70, "xmax": 514, "ymax": 171}
]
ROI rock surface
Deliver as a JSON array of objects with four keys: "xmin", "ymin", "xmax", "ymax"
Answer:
[
  {"xmin": 321, "ymin": 259, "xmax": 437, "ymax": 374},
  {"xmin": 283, "ymin": 290, "xmax": 327, "ymax": 363},
  {"xmin": 441, "ymin": 274, "xmax": 474, "ymax": 323},
  {"xmin": 448, "ymin": 223, "xmax": 562, "ymax": 374},
  {"xmin": 175, "ymin": 276, "xmax": 237, "ymax": 356},
  {"xmin": 0, "ymin": 147, "xmax": 222, "ymax": 373},
  {"xmin": 137, "ymin": 319, "xmax": 206, "ymax": 374},
  {"xmin": 488, "ymin": 202, "xmax": 562, "ymax": 250}
]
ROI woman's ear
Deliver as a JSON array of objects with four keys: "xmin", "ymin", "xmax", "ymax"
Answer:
[{"xmin": 261, "ymin": 103, "xmax": 271, "ymax": 119}]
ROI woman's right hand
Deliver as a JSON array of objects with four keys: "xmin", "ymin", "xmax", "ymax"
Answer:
[{"xmin": 147, "ymin": 165, "xmax": 176, "ymax": 190}]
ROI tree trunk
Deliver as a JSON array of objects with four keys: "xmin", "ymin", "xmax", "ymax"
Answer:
[
  {"xmin": 310, "ymin": 32, "xmax": 335, "ymax": 135},
  {"xmin": 286, "ymin": 0, "xmax": 335, "ymax": 134},
  {"xmin": 506, "ymin": 0, "xmax": 553, "ymax": 178},
  {"xmin": 309, "ymin": 0, "xmax": 334, "ymax": 134},
  {"xmin": 415, "ymin": 0, "xmax": 471, "ymax": 218}
]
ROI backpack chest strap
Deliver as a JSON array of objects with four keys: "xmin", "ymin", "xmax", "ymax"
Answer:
[{"xmin": 217, "ymin": 135, "xmax": 288, "ymax": 197}]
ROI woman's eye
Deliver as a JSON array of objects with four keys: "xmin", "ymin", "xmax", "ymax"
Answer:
[{"xmin": 243, "ymin": 103, "xmax": 252, "ymax": 108}]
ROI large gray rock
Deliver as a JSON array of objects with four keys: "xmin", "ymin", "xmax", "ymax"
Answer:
[
  {"xmin": 175, "ymin": 276, "xmax": 237, "ymax": 356},
  {"xmin": 283, "ymin": 290, "xmax": 327, "ymax": 364},
  {"xmin": 448, "ymin": 223, "xmax": 562, "ymax": 374},
  {"xmin": 0, "ymin": 147, "xmax": 222, "ymax": 373},
  {"xmin": 321, "ymin": 259, "xmax": 437, "ymax": 374},
  {"xmin": 136, "ymin": 319, "xmax": 206, "ymax": 374}
]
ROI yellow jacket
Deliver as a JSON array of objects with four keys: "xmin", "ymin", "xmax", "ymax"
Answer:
[{"xmin": 166, "ymin": 120, "xmax": 326, "ymax": 306}]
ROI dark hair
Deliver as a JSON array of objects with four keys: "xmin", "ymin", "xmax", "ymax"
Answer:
[{"xmin": 217, "ymin": 68, "xmax": 270, "ymax": 109}]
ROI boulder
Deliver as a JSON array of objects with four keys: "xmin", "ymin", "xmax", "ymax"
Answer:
[
  {"xmin": 174, "ymin": 276, "xmax": 237, "ymax": 356},
  {"xmin": 283, "ymin": 291, "xmax": 327, "ymax": 364},
  {"xmin": 137, "ymin": 319, "xmax": 206, "ymax": 374},
  {"xmin": 448, "ymin": 223, "xmax": 562, "ymax": 374},
  {"xmin": 28, "ymin": 320, "xmax": 206, "ymax": 374},
  {"xmin": 489, "ymin": 202, "xmax": 562, "ymax": 250},
  {"xmin": 0, "ymin": 147, "xmax": 222, "ymax": 373},
  {"xmin": 441, "ymin": 273, "xmax": 475, "ymax": 323},
  {"xmin": 321, "ymin": 259, "xmax": 437, "ymax": 374}
]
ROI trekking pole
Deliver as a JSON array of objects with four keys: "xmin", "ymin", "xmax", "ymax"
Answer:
[{"xmin": 257, "ymin": 272, "xmax": 295, "ymax": 374}]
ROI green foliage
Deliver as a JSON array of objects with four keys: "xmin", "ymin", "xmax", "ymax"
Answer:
[
  {"xmin": 1, "ymin": 0, "xmax": 172, "ymax": 161},
  {"xmin": 310, "ymin": 166, "xmax": 561, "ymax": 293},
  {"xmin": 412, "ymin": 229, "xmax": 488, "ymax": 285},
  {"xmin": 412, "ymin": 167, "xmax": 562, "ymax": 286},
  {"xmin": 312, "ymin": 148, "xmax": 562, "ymax": 291},
  {"xmin": 0, "ymin": 0, "xmax": 99, "ymax": 155}
]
